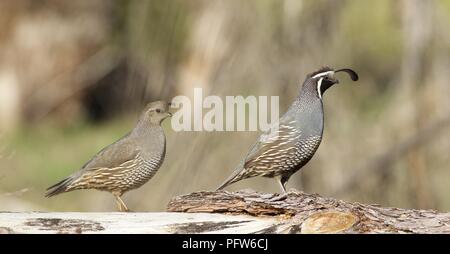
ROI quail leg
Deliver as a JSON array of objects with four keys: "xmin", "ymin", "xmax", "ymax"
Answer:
[
  {"xmin": 278, "ymin": 178, "xmax": 287, "ymax": 193},
  {"xmin": 114, "ymin": 194, "xmax": 130, "ymax": 212},
  {"xmin": 268, "ymin": 178, "xmax": 289, "ymax": 202}
]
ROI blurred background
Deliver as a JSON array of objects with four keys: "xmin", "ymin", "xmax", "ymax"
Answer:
[{"xmin": 0, "ymin": 0, "xmax": 449, "ymax": 212}]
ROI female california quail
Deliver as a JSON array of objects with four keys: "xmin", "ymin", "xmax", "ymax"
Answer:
[
  {"xmin": 217, "ymin": 67, "xmax": 358, "ymax": 196},
  {"xmin": 45, "ymin": 101, "xmax": 172, "ymax": 212}
]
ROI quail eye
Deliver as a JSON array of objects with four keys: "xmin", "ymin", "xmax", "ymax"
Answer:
[{"xmin": 155, "ymin": 109, "xmax": 161, "ymax": 113}]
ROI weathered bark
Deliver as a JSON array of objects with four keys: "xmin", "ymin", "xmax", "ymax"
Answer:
[
  {"xmin": 168, "ymin": 190, "xmax": 450, "ymax": 234},
  {"xmin": 1, "ymin": 190, "xmax": 450, "ymax": 233}
]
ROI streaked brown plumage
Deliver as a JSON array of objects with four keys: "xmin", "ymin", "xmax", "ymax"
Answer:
[{"xmin": 45, "ymin": 101, "xmax": 172, "ymax": 211}]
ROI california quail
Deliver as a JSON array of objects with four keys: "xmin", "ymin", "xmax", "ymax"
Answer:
[
  {"xmin": 217, "ymin": 67, "xmax": 358, "ymax": 195},
  {"xmin": 45, "ymin": 101, "xmax": 172, "ymax": 212}
]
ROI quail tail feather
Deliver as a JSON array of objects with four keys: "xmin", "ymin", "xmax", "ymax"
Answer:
[
  {"xmin": 45, "ymin": 176, "xmax": 75, "ymax": 197},
  {"xmin": 216, "ymin": 169, "xmax": 245, "ymax": 191}
]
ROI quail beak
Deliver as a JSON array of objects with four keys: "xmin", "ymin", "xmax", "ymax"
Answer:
[{"xmin": 328, "ymin": 72, "xmax": 339, "ymax": 85}]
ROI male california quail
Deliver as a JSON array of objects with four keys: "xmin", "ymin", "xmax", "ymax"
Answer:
[
  {"xmin": 45, "ymin": 101, "xmax": 172, "ymax": 212},
  {"xmin": 217, "ymin": 67, "xmax": 358, "ymax": 196}
]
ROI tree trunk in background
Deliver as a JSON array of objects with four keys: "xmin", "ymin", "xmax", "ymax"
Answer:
[
  {"xmin": 0, "ymin": 1, "xmax": 112, "ymax": 125},
  {"xmin": 178, "ymin": 1, "xmax": 230, "ymax": 96},
  {"xmin": 0, "ymin": 69, "xmax": 20, "ymax": 131},
  {"xmin": 401, "ymin": 0, "xmax": 434, "ymax": 209}
]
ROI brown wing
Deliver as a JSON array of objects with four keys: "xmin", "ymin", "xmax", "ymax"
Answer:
[
  {"xmin": 80, "ymin": 132, "xmax": 139, "ymax": 171},
  {"xmin": 69, "ymin": 152, "xmax": 143, "ymax": 192},
  {"xmin": 67, "ymin": 132, "xmax": 144, "ymax": 191},
  {"xmin": 46, "ymin": 133, "xmax": 143, "ymax": 195}
]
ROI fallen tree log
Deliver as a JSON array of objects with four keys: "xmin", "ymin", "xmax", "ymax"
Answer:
[
  {"xmin": 167, "ymin": 190, "xmax": 450, "ymax": 234},
  {"xmin": 1, "ymin": 190, "xmax": 449, "ymax": 233}
]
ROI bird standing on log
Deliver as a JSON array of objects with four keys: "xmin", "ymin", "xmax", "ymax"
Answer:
[
  {"xmin": 45, "ymin": 101, "xmax": 172, "ymax": 212},
  {"xmin": 217, "ymin": 67, "xmax": 358, "ymax": 197}
]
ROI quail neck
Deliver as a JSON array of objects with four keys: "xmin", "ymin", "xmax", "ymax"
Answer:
[
  {"xmin": 286, "ymin": 78, "xmax": 325, "ymax": 137},
  {"xmin": 131, "ymin": 112, "xmax": 167, "ymax": 159}
]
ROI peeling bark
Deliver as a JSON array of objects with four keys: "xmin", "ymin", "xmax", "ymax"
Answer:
[{"xmin": 168, "ymin": 190, "xmax": 450, "ymax": 234}]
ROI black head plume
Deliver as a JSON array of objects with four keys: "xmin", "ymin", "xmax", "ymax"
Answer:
[
  {"xmin": 335, "ymin": 68, "xmax": 358, "ymax": 81},
  {"xmin": 307, "ymin": 66, "xmax": 334, "ymax": 78},
  {"xmin": 304, "ymin": 67, "xmax": 359, "ymax": 99}
]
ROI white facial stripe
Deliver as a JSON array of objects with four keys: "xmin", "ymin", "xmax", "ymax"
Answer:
[
  {"xmin": 317, "ymin": 77, "xmax": 324, "ymax": 99},
  {"xmin": 312, "ymin": 71, "xmax": 334, "ymax": 79}
]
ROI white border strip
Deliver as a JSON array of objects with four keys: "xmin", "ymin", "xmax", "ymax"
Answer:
[
  {"xmin": 317, "ymin": 77, "xmax": 324, "ymax": 99},
  {"xmin": 312, "ymin": 71, "xmax": 334, "ymax": 79}
]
